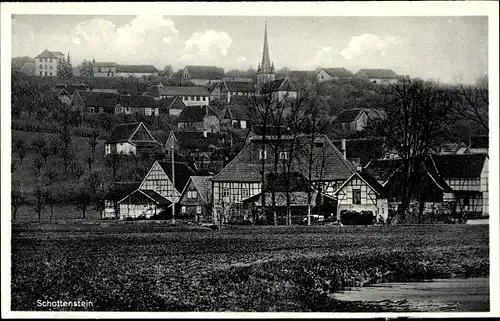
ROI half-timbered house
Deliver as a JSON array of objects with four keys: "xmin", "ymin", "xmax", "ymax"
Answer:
[
  {"xmin": 178, "ymin": 176, "xmax": 213, "ymax": 222},
  {"xmin": 117, "ymin": 189, "xmax": 171, "ymax": 220},
  {"xmin": 177, "ymin": 105, "xmax": 220, "ymax": 133},
  {"xmin": 211, "ymin": 133, "xmax": 355, "ymax": 223}
]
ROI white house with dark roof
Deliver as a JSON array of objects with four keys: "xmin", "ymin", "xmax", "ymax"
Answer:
[
  {"xmin": 316, "ymin": 68, "xmax": 354, "ymax": 82},
  {"xmin": 93, "ymin": 62, "xmax": 117, "ymax": 77},
  {"xmin": 182, "ymin": 65, "xmax": 224, "ymax": 86},
  {"xmin": 149, "ymin": 86, "xmax": 212, "ymax": 107},
  {"xmin": 115, "ymin": 95, "xmax": 159, "ymax": 116},
  {"xmin": 260, "ymin": 78, "xmax": 298, "ymax": 101},
  {"xmin": 355, "ymin": 69, "xmax": 399, "ymax": 84},
  {"xmin": 335, "ymin": 108, "xmax": 386, "ymax": 132},
  {"xmin": 104, "ymin": 122, "xmax": 159, "ymax": 156},
  {"xmin": 34, "ymin": 49, "xmax": 65, "ymax": 77}
]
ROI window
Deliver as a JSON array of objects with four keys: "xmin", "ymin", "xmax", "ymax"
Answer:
[
  {"xmin": 190, "ymin": 96, "xmax": 194, "ymax": 101},
  {"xmin": 259, "ymin": 149, "xmax": 267, "ymax": 160},
  {"xmin": 39, "ymin": 64, "xmax": 42, "ymax": 69},
  {"xmin": 196, "ymin": 206, "xmax": 202, "ymax": 214},
  {"xmin": 463, "ymin": 198, "xmax": 470, "ymax": 206},
  {"xmin": 50, "ymin": 72, "xmax": 52, "ymax": 76},
  {"xmin": 45, "ymin": 72, "xmax": 47, "ymax": 76},
  {"xmin": 279, "ymin": 151, "xmax": 288, "ymax": 160},
  {"xmin": 353, "ymin": 189, "xmax": 361, "ymax": 205},
  {"xmin": 98, "ymin": 67, "xmax": 102, "ymax": 72},
  {"xmin": 188, "ymin": 191, "xmax": 197, "ymax": 199},
  {"xmin": 39, "ymin": 71, "xmax": 42, "ymax": 76},
  {"xmin": 242, "ymin": 188, "xmax": 250, "ymax": 198},
  {"xmin": 49, "ymin": 58, "xmax": 52, "ymax": 63},
  {"xmin": 45, "ymin": 65, "xmax": 47, "ymax": 69},
  {"xmin": 222, "ymin": 187, "xmax": 230, "ymax": 197},
  {"xmin": 196, "ymin": 96, "xmax": 200, "ymax": 101},
  {"xmin": 241, "ymin": 120, "xmax": 247, "ymax": 129},
  {"xmin": 202, "ymin": 97, "xmax": 206, "ymax": 101},
  {"xmin": 181, "ymin": 206, "xmax": 186, "ymax": 213}
]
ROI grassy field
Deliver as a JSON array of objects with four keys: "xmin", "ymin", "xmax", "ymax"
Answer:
[{"xmin": 10, "ymin": 223, "xmax": 489, "ymax": 312}]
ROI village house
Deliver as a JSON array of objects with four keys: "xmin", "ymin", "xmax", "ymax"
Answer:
[
  {"xmin": 148, "ymin": 85, "xmax": 212, "ymax": 107},
  {"xmin": 333, "ymin": 170, "xmax": 389, "ymax": 221},
  {"xmin": 115, "ymin": 95, "xmax": 159, "ymax": 116},
  {"xmin": 316, "ymin": 68, "xmax": 354, "ymax": 82},
  {"xmin": 178, "ymin": 176, "xmax": 213, "ymax": 222},
  {"xmin": 93, "ymin": 62, "xmax": 117, "ymax": 77},
  {"xmin": 104, "ymin": 122, "xmax": 160, "ymax": 156},
  {"xmin": 115, "ymin": 64, "xmax": 159, "ymax": 78},
  {"xmin": 12, "ymin": 56, "xmax": 35, "ymax": 76},
  {"xmin": 222, "ymin": 104, "xmax": 254, "ymax": 130},
  {"xmin": 50, "ymin": 88, "xmax": 72, "ymax": 105},
  {"xmin": 71, "ymin": 91, "xmax": 120, "ymax": 114},
  {"xmin": 211, "ymin": 133, "xmax": 355, "ymax": 223},
  {"xmin": 355, "ymin": 69, "xmax": 399, "ymax": 84},
  {"xmin": 177, "ymin": 105, "xmax": 220, "ymax": 133},
  {"xmin": 164, "ymin": 131, "xmax": 223, "ymax": 159},
  {"xmin": 335, "ymin": 108, "xmax": 386, "ymax": 132},
  {"xmin": 260, "ymin": 78, "xmax": 299, "ymax": 101},
  {"xmin": 220, "ymin": 80, "xmax": 256, "ymax": 102},
  {"xmin": 34, "ymin": 49, "xmax": 65, "ymax": 77},
  {"xmin": 102, "ymin": 182, "xmax": 141, "ymax": 219},
  {"xmin": 117, "ymin": 189, "xmax": 172, "ymax": 220},
  {"xmin": 156, "ymin": 96, "xmax": 186, "ymax": 117},
  {"xmin": 435, "ymin": 141, "xmax": 469, "ymax": 155},
  {"xmin": 430, "ymin": 154, "xmax": 489, "ymax": 217},
  {"xmin": 181, "ymin": 65, "xmax": 225, "ymax": 86}
]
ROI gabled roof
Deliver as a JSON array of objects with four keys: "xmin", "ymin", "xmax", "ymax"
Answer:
[
  {"xmin": 470, "ymin": 135, "xmax": 488, "ymax": 149},
  {"xmin": 189, "ymin": 176, "xmax": 213, "ymax": 203},
  {"xmin": 212, "ymin": 134, "xmax": 355, "ymax": 182},
  {"xmin": 356, "ymin": 69, "xmax": 398, "ymax": 79},
  {"xmin": 94, "ymin": 62, "xmax": 117, "ymax": 67},
  {"xmin": 334, "ymin": 171, "xmax": 388, "ymax": 196},
  {"xmin": 106, "ymin": 122, "xmax": 156, "ymax": 144},
  {"xmin": 116, "ymin": 65, "xmax": 158, "ymax": 73},
  {"xmin": 224, "ymin": 80, "xmax": 255, "ymax": 93},
  {"xmin": 118, "ymin": 189, "xmax": 171, "ymax": 205},
  {"xmin": 158, "ymin": 86, "xmax": 211, "ymax": 97},
  {"xmin": 157, "ymin": 162, "xmax": 197, "ymax": 193},
  {"xmin": 75, "ymin": 91, "xmax": 120, "ymax": 107},
  {"xmin": 12, "ymin": 56, "xmax": 35, "ymax": 69},
  {"xmin": 224, "ymin": 105, "xmax": 253, "ymax": 121},
  {"xmin": 261, "ymin": 78, "xmax": 298, "ymax": 94},
  {"xmin": 320, "ymin": 68, "xmax": 354, "ymax": 78},
  {"xmin": 118, "ymin": 95, "xmax": 156, "ymax": 108},
  {"xmin": 168, "ymin": 131, "xmax": 223, "ymax": 150},
  {"xmin": 336, "ymin": 108, "xmax": 365, "ymax": 123},
  {"xmin": 185, "ymin": 65, "xmax": 224, "ymax": 79},
  {"xmin": 35, "ymin": 49, "xmax": 62, "ymax": 59},
  {"xmin": 430, "ymin": 154, "xmax": 487, "ymax": 178},
  {"xmin": 177, "ymin": 105, "xmax": 218, "ymax": 123},
  {"xmin": 363, "ymin": 159, "xmax": 402, "ymax": 185},
  {"xmin": 157, "ymin": 96, "xmax": 186, "ymax": 110}
]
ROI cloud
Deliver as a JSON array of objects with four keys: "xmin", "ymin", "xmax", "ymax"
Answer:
[
  {"xmin": 67, "ymin": 15, "xmax": 178, "ymax": 65},
  {"xmin": 11, "ymin": 19, "xmax": 36, "ymax": 56},
  {"xmin": 305, "ymin": 46, "xmax": 340, "ymax": 69},
  {"xmin": 341, "ymin": 34, "xmax": 401, "ymax": 60},
  {"xmin": 181, "ymin": 30, "xmax": 232, "ymax": 65}
]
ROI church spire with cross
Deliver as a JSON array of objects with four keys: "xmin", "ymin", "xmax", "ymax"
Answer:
[{"xmin": 256, "ymin": 21, "xmax": 276, "ymax": 91}]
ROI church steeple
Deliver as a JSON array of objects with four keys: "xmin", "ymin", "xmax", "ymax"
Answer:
[{"xmin": 261, "ymin": 21, "xmax": 272, "ymax": 72}]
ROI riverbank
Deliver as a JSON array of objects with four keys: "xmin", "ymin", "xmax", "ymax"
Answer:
[{"xmin": 11, "ymin": 224, "xmax": 488, "ymax": 311}]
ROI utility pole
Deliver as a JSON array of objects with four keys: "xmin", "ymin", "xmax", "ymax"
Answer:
[{"xmin": 171, "ymin": 142, "xmax": 176, "ymax": 225}]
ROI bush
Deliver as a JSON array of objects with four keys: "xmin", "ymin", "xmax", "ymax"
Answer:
[{"xmin": 340, "ymin": 210, "xmax": 375, "ymax": 225}]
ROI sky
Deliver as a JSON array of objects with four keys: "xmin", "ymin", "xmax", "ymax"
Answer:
[{"xmin": 11, "ymin": 15, "xmax": 488, "ymax": 84}]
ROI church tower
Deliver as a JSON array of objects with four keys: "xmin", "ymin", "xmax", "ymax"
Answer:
[{"xmin": 256, "ymin": 22, "xmax": 276, "ymax": 91}]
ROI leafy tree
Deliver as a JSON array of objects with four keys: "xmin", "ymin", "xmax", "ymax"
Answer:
[
  {"xmin": 159, "ymin": 65, "xmax": 174, "ymax": 79},
  {"xmin": 79, "ymin": 59, "xmax": 95, "ymax": 77}
]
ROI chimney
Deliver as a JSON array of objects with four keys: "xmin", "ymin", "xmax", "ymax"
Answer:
[
  {"xmin": 356, "ymin": 164, "xmax": 363, "ymax": 172},
  {"xmin": 341, "ymin": 138, "xmax": 347, "ymax": 159}
]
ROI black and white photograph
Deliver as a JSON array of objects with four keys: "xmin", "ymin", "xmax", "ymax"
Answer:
[{"xmin": 1, "ymin": 1, "xmax": 499, "ymax": 318}]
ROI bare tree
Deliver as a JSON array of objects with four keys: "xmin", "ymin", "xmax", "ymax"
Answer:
[
  {"xmin": 50, "ymin": 138, "xmax": 61, "ymax": 158},
  {"xmin": 365, "ymin": 79, "xmax": 454, "ymax": 223},
  {"xmin": 60, "ymin": 124, "xmax": 72, "ymax": 150},
  {"xmin": 40, "ymin": 147, "xmax": 50, "ymax": 164},
  {"xmin": 33, "ymin": 185, "xmax": 48, "ymax": 222},
  {"xmin": 13, "ymin": 137, "xmax": 27, "ymax": 164},
  {"xmin": 452, "ymin": 76, "xmax": 488, "ymax": 134},
  {"xmin": 70, "ymin": 161, "xmax": 85, "ymax": 180},
  {"xmin": 87, "ymin": 130, "xmax": 100, "ymax": 155},
  {"xmin": 32, "ymin": 157, "xmax": 44, "ymax": 175},
  {"xmin": 85, "ymin": 153, "xmax": 95, "ymax": 172},
  {"xmin": 11, "ymin": 180, "xmax": 24, "ymax": 221},
  {"xmin": 44, "ymin": 166, "xmax": 58, "ymax": 186},
  {"xmin": 32, "ymin": 136, "xmax": 47, "ymax": 154},
  {"xmin": 105, "ymin": 153, "xmax": 121, "ymax": 182}
]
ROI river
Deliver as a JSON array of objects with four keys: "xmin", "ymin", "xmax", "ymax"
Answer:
[{"xmin": 332, "ymin": 277, "xmax": 489, "ymax": 312}]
